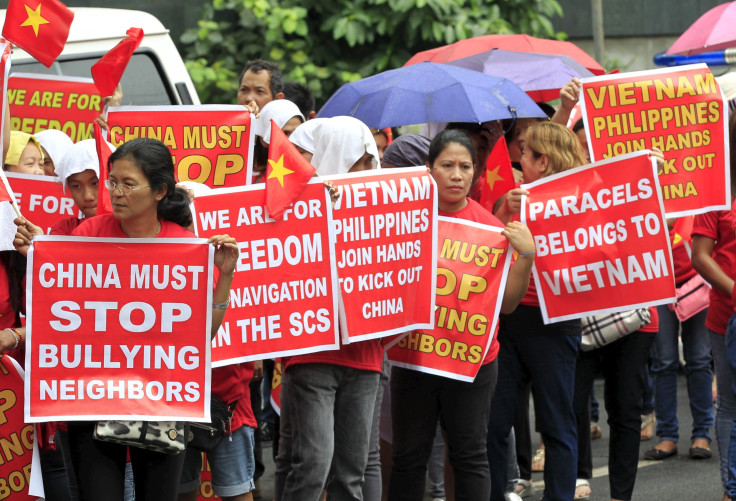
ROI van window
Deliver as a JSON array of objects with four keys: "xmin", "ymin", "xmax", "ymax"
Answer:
[{"xmin": 10, "ymin": 53, "xmax": 175, "ymax": 105}]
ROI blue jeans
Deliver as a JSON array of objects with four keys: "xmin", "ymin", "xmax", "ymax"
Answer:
[
  {"xmin": 282, "ymin": 363, "xmax": 380, "ymax": 501},
  {"xmin": 651, "ymin": 305, "xmax": 713, "ymax": 444},
  {"xmin": 724, "ymin": 315, "xmax": 736, "ymax": 497},
  {"xmin": 487, "ymin": 305, "xmax": 580, "ymax": 501},
  {"xmin": 711, "ymin": 330, "xmax": 735, "ymax": 491}
]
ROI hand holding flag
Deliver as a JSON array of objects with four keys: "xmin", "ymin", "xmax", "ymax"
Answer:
[
  {"xmin": 265, "ymin": 119, "xmax": 316, "ymax": 220},
  {"xmin": 2, "ymin": 0, "xmax": 73, "ymax": 68}
]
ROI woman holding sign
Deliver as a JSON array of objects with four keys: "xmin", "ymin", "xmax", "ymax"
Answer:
[
  {"xmin": 485, "ymin": 122, "xmax": 585, "ymax": 501},
  {"xmin": 388, "ymin": 129, "xmax": 536, "ymax": 500},
  {"xmin": 14, "ymin": 137, "xmax": 241, "ymax": 501}
]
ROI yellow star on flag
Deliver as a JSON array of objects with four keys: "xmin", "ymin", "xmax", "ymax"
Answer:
[
  {"xmin": 267, "ymin": 154, "xmax": 294, "ymax": 188},
  {"xmin": 20, "ymin": 3, "xmax": 50, "ymax": 37},
  {"xmin": 484, "ymin": 164, "xmax": 505, "ymax": 190}
]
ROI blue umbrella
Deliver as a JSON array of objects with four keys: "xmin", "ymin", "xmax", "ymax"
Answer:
[{"xmin": 317, "ymin": 62, "xmax": 547, "ymax": 129}]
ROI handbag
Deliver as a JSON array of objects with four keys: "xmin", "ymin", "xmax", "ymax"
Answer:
[
  {"xmin": 668, "ymin": 273, "xmax": 710, "ymax": 322},
  {"xmin": 188, "ymin": 396, "xmax": 237, "ymax": 452},
  {"xmin": 93, "ymin": 420, "xmax": 187, "ymax": 455},
  {"xmin": 580, "ymin": 308, "xmax": 652, "ymax": 351}
]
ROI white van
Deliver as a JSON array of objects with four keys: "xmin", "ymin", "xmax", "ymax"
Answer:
[{"xmin": 0, "ymin": 7, "xmax": 200, "ymax": 105}]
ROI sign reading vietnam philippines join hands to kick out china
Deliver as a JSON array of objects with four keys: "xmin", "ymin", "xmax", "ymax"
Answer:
[
  {"xmin": 580, "ymin": 64, "xmax": 730, "ymax": 217},
  {"xmin": 521, "ymin": 151, "xmax": 677, "ymax": 323}
]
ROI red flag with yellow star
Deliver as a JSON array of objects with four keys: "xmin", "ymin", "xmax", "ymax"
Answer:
[
  {"xmin": 479, "ymin": 136, "xmax": 516, "ymax": 212},
  {"xmin": 266, "ymin": 119, "xmax": 316, "ymax": 219},
  {"xmin": 2, "ymin": 0, "xmax": 74, "ymax": 68}
]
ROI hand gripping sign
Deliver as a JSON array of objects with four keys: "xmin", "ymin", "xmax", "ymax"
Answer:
[
  {"xmin": 387, "ymin": 217, "xmax": 512, "ymax": 382},
  {"xmin": 192, "ymin": 180, "xmax": 341, "ymax": 366},
  {"xmin": 107, "ymin": 105, "xmax": 254, "ymax": 188},
  {"xmin": 8, "ymin": 73, "xmax": 103, "ymax": 142},
  {"xmin": 521, "ymin": 151, "xmax": 677, "ymax": 323},
  {"xmin": 325, "ymin": 167, "xmax": 438, "ymax": 342},
  {"xmin": 25, "ymin": 236, "xmax": 214, "ymax": 422},
  {"xmin": 0, "ymin": 356, "xmax": 44, "ymax": 500},
  {"xmin": 580, "ymin": 64, "xmax": 730, "ymax": 217}
]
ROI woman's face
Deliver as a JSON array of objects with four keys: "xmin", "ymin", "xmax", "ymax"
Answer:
[
  {"xmin": 41, "ymin": 146, "xmax": 56, "ymax": 176},
  {"xmin": 520, "ymin": 143, "xmax": 547, "ymax": 183},
  {"xmin": 295, "ymin": 145, "xmax": 313, "ymax": 163},
  {"xmin": 373, "ymin": 133, "xmax": 388, "ymax": 163},
  {"xmin": 67, "ymin": 169, "xmax": 99, "ymax": 218},
  {"xmin": 348, "ymin": 152, "xmax": 374, "ymax": 173},
  {"xmin": 508, "ymin": 118, "xmax": 537, "ymax": 163},
  {"xmin": 282, "ymin": 116, "xmax": 303, "ymax": 139},
  {"xmin": 108, "ymin": 158, "xmax": 164, "ymax": 221},
  {"xmin": 429, "ymin": 142, "xmax": 474, "ymax": 211},
  {"xmin": 8, "ymin": 144, "xmax": 44, "ymax": 176}
]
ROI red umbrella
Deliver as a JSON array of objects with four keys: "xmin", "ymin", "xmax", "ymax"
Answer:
[
  {"xmin": 666, "ymin": 1, "xmax": 736, "ymax": 55},
  {"xmin": 405, "ymin": 34, "xmax": 605, "ymax": 76}
]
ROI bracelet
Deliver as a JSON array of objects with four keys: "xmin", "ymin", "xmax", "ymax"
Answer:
[
  {"xmin": 213, "ymin": 299, "xmax": 230, "ymax": 310},
  {"xmin": 518, "ymin": 250, "xmax": 536, "ymax": 256},
  {"xmin": 5, "ymin": 328, "xmax": 20, "ymax": 350}
]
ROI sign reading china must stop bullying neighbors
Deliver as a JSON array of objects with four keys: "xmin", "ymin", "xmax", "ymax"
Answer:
[
  {"xmin": 25, "ymin": 237, "xmax": 214, "ymax": 422},
  {"xmin": 521, "ymin": 151, "xmax": 677, "ymax": 323},
  {"xmin": 387, "ymin": 217, "xmax": 511, "ymax": 382},
  {"xmin": 580, "ymin": 64, "xmax": 730, "ymax": 217},
  {"xmin": 325, "ymin": 167, "xmax": 437, "ymax": 343},
  {"xmin": 192, "ymin": 180, "xmax": 341, "ymax": 366},
  {"xmin": 107, "ymin": 105, "xmax": 255, "ymax": 189},
  {"xmin": 8, "ymin": 73, "xmax": 103, "ymax": 142}
]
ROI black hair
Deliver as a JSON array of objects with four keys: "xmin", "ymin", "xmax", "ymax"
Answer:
[
  {"xmin": 283, "ymin": 81, "xmax": 315, "ymax": 117},
  {"xmin": 427, "ymin": 129, "xmax": 475, "ymax": 168},
  {"xmin": 572, "ymin": 118, "xmax": 585, "ymax": 134},
  {"xmin": 108, "ymin": 138, "xmax": 192, "ymax": 228},
  {"xmin": 239, "ymin": 59, "xmax": 284, "ymax": 97},
  {"xmin": 537, "ymin": 102, "xmax": 557, "ymax": 118},
  {"xmin": 0, "ymin": 251, "xmax": 26, "ymax": 322}
]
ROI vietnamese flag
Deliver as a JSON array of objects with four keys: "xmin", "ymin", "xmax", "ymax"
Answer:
[
  {"xmin": 2, "ymin": 0, "xmax": 74, "ymax": 68},
  {"xmin": 91, "ymin": 27, "xmax": 144, "ymax": 97},
  {"xmin": 265, "ymin": 119, "xmax": 316, "ymax": 220},
  {"xmin": 478, "ymin": 136, "xmax": 516, "ymax": 212},
  {"xmin": 93, "ymin": 122, "xmax": 113, "ymax": 216}
]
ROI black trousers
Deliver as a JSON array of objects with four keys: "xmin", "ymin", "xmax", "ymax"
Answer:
[
  {"xmin": 67, "ymin": 423, "xmax": 186, "ymax": 501},
  {"xmin": 388, "ymin": 360, "xmax": 497, "ymax": 501},
  {"xmin": 573, "ymin": 330, "xmax": 656, "ymax": 501}
]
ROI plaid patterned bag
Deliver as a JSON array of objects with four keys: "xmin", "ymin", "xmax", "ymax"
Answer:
[{"xmin": 580, "ymin": 308, "xmax": 651, "ymax": 352}]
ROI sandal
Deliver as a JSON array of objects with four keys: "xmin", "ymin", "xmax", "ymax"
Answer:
[
  {"xmin": 640, "ymin": 413, "xmax": 656, "ymax": 441},
  {"xmin": 531, "ymin": 447, "xmax": 545, "ymax": 472},
  {"xmin": 514, "ymin": 479, "xmax": 534, "ymax": 498},
  {"xmin": 574, "ymin": 479, "xmax": 591, "ymax": 500},
  {"xmin": 590, "ymin": 422, "xmax": 602, "ymax": 440}
]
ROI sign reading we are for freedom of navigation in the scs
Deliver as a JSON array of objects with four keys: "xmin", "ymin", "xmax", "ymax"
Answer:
[{"xmin": 521, "ymin": 151, "xmax": 677, "ymax": 323}]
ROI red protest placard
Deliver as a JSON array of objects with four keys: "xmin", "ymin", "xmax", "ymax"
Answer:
[
  {"xmin": 0, "ymin": 355, "xmax": 39, "ymax": 500},
  {"xmin": 25, "ymin": 237, "xmax": 214, "ymax": 422},
  {"xmin": 107, "ymin": 106, "xmax": 254, "ymax": 189},
  {"xmin": 7, "ymin": 172, "xmax": 79, "ymax": 233},
  {"xmin": 8, "ymin": 73, "xmax": 103, "ymax": 142},
  {"xmin": 580, "ymin": 64, "xmax": 730, "ymax": 217},
  {"xmin": 386, "ymin": 217, "xmax": 511, "ymax": 382},
  {"xmin": 521, "ymin": 151, "xmax": 677, "ymax": 323},
  {"xmin": 0, "ymin": 43, "xmax": 9, "ymax": 160},
  {"xmin": 192, "ymin": 180, "xmax": 340, "ymax": 366},
  {"xmin": 325, "ymin": 167, "xmax": 437, "ymax": 342}
]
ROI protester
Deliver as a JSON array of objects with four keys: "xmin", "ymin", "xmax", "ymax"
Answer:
[
  {"xmin": 256, "ymin": 99, "xmax": 305, "ymax": 145},
  {"xmin": 12, "ymin": 137, "xmax": 240, "ymax": 501},
  {"xmin": 35, "ymin": 129, "xmax": 74, "ymax": 176},
  {"xmin": 278, "ymin": 116, "xmax": 380, "ymax": 501},
  {"xmin": 371, "ymin": 128, "xmax": 389, "ymax": 163},
  {"xmin": 486, "ymin": 121, "xmax": 586, "ymax": 501},
  {"xmin": 237, "ymin": 59, "xmax": 285, "ymax": 113},
  {"xmin": 388, "ymin": 128, "xmax": 535, "ymax": 501},
  {"xmin": 4, "ymin": 131, "xmax": 44, "ymax": 176}
]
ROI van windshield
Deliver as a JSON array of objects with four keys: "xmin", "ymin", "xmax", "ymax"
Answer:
[{"xmin": 11, "ymin": 53, "xmax": 175, "ymax": 105}]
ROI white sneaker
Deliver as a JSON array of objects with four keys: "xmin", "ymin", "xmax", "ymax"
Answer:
[
  {"xmin": 506, "ymin": 493, "xmax": 523, "ymax": 501},
  {"xmin": 430, "ymin": 498, "xmax": 446, "ymax": 501}
]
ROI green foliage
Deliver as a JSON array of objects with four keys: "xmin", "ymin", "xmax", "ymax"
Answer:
[{"xmin": 181, "ymin": 0, "xmax": 565, "ymax": 106}]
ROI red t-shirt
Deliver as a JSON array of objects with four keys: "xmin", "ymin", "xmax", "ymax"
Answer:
[
  {"xmin": 72, "ymin": 214, "xmax": 255, "ymax": 429},
  {"xmin": 437, "ymin": 198, "xmax": 503, "ymax": 364},
  {"xmin": 50, "ymin": 216, "xmax": 83, "ymax": 236},
  {"xmin": 692, "ymin": 210, "xmax": 736, "ymax": 334}
]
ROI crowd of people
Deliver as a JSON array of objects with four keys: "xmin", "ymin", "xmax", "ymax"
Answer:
[{"xmin": 2, "ymin": 54, "xmax": 736, "ymax": 501}]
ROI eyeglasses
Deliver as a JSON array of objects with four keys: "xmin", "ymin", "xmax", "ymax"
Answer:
[{"xmin": 104, "ymin": 179, "xmax": 151, "ymax": 196}]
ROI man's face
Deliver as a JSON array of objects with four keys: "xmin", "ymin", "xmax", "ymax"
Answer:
[{"xmin": 237, "ymin": 69, "xmax": 274, "ymax": 110}]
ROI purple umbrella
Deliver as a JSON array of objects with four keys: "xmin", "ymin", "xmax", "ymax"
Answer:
[{"xmin": 445, "ymin": 49, "xmax": 594, "ymax": 102}]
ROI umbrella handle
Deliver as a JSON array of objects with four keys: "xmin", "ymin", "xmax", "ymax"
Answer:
[{"xmin": 502, "ymin": 106, "xmax": 518, "ymax": 136}]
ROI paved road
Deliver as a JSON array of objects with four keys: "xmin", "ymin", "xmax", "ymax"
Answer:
[{"xmin": 254, "ymin": 374, "xmax": 722, "ymax": 501}]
